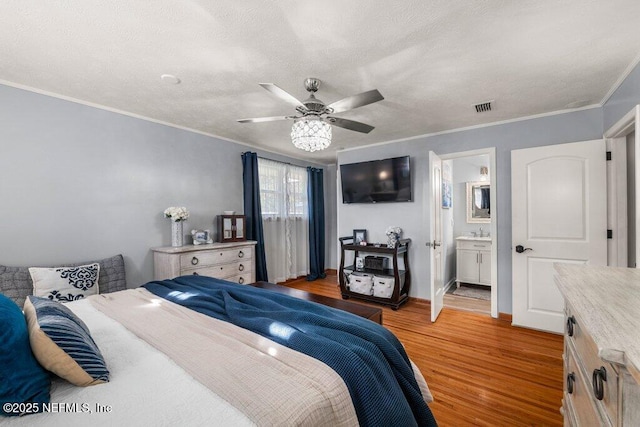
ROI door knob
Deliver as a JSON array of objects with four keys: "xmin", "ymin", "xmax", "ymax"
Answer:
[
  {"xmin": 515, "ymin": 245, "xmax": 532, "ymax": 253},
  {"xmin": 431, "ymin": 240, "xmax": 441, "ymax": 249}
]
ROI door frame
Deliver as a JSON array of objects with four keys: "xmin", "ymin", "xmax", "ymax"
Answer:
[
  {"xmin": 440, "ymin": 147, "xmax": 497, "ymax": 318},
  {"xmin": 604, "ymin": 105, "xmax": 640, "ymax": 267}
]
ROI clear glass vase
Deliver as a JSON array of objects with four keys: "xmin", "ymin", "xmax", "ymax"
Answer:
[{"xmin": 171, "ymin": 221, "xmax": 184, "ymax": 247}]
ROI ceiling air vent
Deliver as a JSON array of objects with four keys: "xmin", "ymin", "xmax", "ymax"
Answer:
[{"xmin": 474, "ymin": 101, "xmax": 493, "ymax": 113}]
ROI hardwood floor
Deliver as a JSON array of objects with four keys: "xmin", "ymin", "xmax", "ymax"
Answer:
[
  {"xmin": 444, "ymin": 292, "xmax": 491, "ymax": 315},
  {"xmin": 281, "ymin": 272, "xmax": 564, "ymax": 426}
]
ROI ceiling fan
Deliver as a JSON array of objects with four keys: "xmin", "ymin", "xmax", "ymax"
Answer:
[{"xmin": 237, "ymin": 78, "xmax": 384, "ymax": 152}]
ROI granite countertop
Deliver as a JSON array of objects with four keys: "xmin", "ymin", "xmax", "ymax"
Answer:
[
  {"xmin": 455, "ymin": 235, "xmax": 492, "ymax": 241},
  {"xmin": 555, "ymin": 263, "xmax": 640, "ymax": 383}
]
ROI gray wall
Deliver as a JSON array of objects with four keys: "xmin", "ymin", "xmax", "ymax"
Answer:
[
  {"xmin": 604, "ymin": 64, "xmax": 640, "ymax": 131},
  {"xmin": 0, "ymin": 84, "xmax": 333, "ymax": 287},
  {"xmin": 451, "ymin": 156, "xmax": 490, "ymax": 238},
  {"xmin": 325, "ymin": 164, "xmax": 338, "ymax": 269},
  {"xmin": 3, "ymin": 59, "xmax": 638, "ymax": 307},
  {"xmin": 338, "ymin": 108, "xmax": 605, "ymax": 308},
  {"xmin": 337, "ymin": 61, "xmax": 640, "ymax": 313}
]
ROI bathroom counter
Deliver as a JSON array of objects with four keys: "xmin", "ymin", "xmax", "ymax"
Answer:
[{"xmin": 455, "ymin": 235, "xmax": 491, "ymax": 242}]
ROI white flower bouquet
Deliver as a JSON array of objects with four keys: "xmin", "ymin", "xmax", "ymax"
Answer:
[{"xmin": 164, "ymin": 206, "xmax": 189, "ymax": 222}]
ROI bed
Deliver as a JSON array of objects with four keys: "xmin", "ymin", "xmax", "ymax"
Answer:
[{"xmin": 0, "ymin": 255, "xmax": 437, "ymax": 426}]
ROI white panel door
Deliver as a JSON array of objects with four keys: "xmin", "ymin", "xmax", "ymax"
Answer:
[
  {"xmin": 511, "ymin": 140, "xmax": 606, "ymax": 333},
  {"xmin": 429, "ymin": 151, "xmax": 445, "ymax": 322}
]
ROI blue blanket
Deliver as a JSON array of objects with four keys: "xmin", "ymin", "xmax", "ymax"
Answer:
[{"xmin": 143, "ymin": 276, "xmax": 437, "ymax": 426}]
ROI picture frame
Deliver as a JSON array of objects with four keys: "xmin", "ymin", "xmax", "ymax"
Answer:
[
  {"xmin": 353, "ymin": 229, "xmax": 367, "ymax": 245},
  {"xmin": 191, "ymin": 229, "xmax": 213, "ymax": 245}
]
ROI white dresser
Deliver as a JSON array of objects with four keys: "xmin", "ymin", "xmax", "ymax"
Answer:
[
  {"xmin": 555, "ymin": 264, "xmax": 640, "ymax": 426},
  {"xmin": 455, "ymin": 236, "xmax": 491, "ymax": 288},
  {"xmin": 152, "ymin": 241, "xmax": 256, "ymax": 284}
]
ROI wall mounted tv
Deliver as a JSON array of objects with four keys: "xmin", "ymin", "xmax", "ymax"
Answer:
[{"xmin": 340, "ymin": 156, "xmax": 412, "ymax": 204}]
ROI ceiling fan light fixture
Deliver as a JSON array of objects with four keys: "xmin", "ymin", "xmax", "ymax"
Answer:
[{"xmin": 291, "ymin": 118, "xmax": 332, "ymax": 152}]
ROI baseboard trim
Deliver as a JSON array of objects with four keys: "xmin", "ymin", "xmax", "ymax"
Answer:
[
  {"xmin": 408, "ymin": 296, "xmax": 430, "ymax": 306},
  {"xmin": 325, "ymin": 268, "xmax": 338, "ymax": 275},
  {"xmin": 443, "ymin": 278, "xmax": 457, "ymax": 294}
]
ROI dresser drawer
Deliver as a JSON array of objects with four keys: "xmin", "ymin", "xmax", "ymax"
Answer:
[
  {"xmin": 566, "ymin": 304, "xmax": 618, "ymax": 425},
  {"xmin": 184, "ymin": 260, "xmax": 252, "ymax": 280},
  {"xmin": 186, "ymin": 270, "xmax": 253, "ymax": 285},
  {"xmin": 227, "ymin": 272, "xmax": 254, "ymax": 285},
  {"xmin": 180, "ymin": 247, "xmax": 252, "ymax": 269},
  {"xmin": 564, "ymin": 346, "xmax": 610, "ymax": 426},
  {"xmin": 456, "ymin": 240, "xmax": 491, "ymax": 251}
]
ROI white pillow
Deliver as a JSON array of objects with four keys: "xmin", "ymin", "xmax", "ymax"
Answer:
[{"xmin": 29, "ymin": 263, "xmax": 100, "ymax": 302}]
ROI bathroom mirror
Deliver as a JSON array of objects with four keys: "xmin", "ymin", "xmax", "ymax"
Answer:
[{"xmin": 466, "ymin": 181, "xmax": 491, "ymax": 223}]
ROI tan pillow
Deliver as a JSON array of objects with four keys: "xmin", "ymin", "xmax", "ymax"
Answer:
[{"xmin": 23, "ymin": 296, "xmax": 109, "ymax": 386}]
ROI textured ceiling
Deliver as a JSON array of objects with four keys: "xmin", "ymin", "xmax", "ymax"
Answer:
[{"xmin": 1, "ymin": 1, "xmax": 640, "ymax": 164}]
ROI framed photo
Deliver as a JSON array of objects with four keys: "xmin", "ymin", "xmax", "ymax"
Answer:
[
  {"xmin": 191, "ymin": 229, "xmax": 213, "ymax": 245},
  {"xmin": 442, "ymin": 163, "xmax": 452, "ymax": 209},
  {"xmin": 353, "ymin": 229, "xmax": 367, "ymax": 245}
]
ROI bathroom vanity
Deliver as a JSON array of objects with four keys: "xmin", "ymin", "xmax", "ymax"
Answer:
[{"xmin": 455, "ymin": 236, "xmax": 492, "ymax": 288}]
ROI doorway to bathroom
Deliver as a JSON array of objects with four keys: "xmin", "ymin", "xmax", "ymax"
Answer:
[{"xmin": 439, "ymin": 148, "xmax": 497, "ymax": 317}]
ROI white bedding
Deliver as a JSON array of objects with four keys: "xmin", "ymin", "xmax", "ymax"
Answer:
[{"xmin": 0, "ymin": 299, "xmax": 254, "ymax": 427}]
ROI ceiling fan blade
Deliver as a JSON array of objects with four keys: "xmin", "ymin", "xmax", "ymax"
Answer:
[
  {"xmin": 326, "ymin": 89, "xmax": 384, "ymax": 114},
  {"xmin": 327, "ymin": 117, "xmax": 375, "ymax": 134},
  {"xmin": 237, "ymin": 115, "xmax": 294, "ymax": 123},
  {"xmin": 259, "ymin": 83, "xmax": 306, "ymax": 109}
]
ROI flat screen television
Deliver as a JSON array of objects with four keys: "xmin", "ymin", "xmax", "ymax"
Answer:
[{"xmin": 340, "ymin": 156, "xmax": 412, "ymax": 203}]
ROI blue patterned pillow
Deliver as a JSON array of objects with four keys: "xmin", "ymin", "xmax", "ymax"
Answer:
[
  {"xmin": 23, "ymin": 296, "xmax": 109, "ymax": 386},
  {"xmin": 0, "ymin": 293, "xmax": 50, "ymax": 416},
  {"xmin": 29, "ymin": 263, "xmax": 100, "ymax": 302}
]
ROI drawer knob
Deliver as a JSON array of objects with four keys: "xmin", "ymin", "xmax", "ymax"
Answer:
[
  {"xmin": 567, "ymin": 372, "xmax": 575, "ymax": 394},
  {"xmin": 238, "ymin": 277, "xmax": 245, "ymax": 284},
  {"xmin": 191, "ymin": 256, "xmax": 199, "ymax": 266},
  {"xmin": 192, "ymin": 272, "xmax": 199, "ymax": 276},
  {"xmin": 239, "ymin": 264, "xmax": 245, "ymax": 271},
  {"xmin": 592, "ymin": 366, "xmax": 607, "ymax": 400},
  {"xmin": 566, "ymin": 316, "xmax": 576, "ymax": 337},
  {"xmin": 238, "ymin": 250, "xmax": 244, "ymax": 258}
]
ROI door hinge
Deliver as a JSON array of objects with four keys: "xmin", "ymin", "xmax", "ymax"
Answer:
[
  {"xmin": 606, "ymin": 151, "xmax": 612, "ymax": 161},
  {"xmin": 607, "ymin": 229, "xmax": 613, "ymax": 239}
]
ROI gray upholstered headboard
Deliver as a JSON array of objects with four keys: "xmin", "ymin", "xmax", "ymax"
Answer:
[{"xmin": 0, "ymin": 254, "xmax": 126, "ymax": 308}]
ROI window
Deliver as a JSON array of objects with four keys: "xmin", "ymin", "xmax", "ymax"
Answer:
[
  {"xmin": 258, "ymin": 158, "xmax": 309, "ymax": 282},
  {"xmin": 258, "ymin": 158, "xmax": 308, "ymax": 219}
]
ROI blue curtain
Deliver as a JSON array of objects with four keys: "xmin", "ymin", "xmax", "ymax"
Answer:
[
  {"xmin": 241, "ymin": 152, "xmax": 268, "ymax": 282},
  {"xmin": 307, "ymin": 167, "xmax": 326, "ymax": 281}
]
